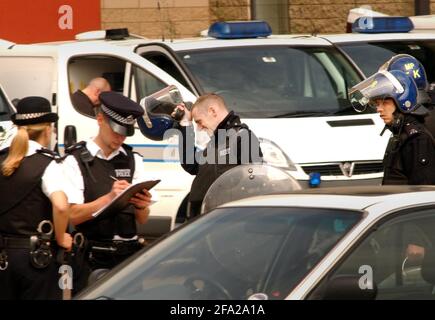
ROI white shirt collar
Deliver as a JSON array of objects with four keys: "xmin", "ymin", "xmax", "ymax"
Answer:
[
  {"xmin": 87, "ymin": 138, "xmax": 127, "ymax": 161},
  {"xmin": 26, "ymin": 140, "xmax": 45, "ymax": 156}
]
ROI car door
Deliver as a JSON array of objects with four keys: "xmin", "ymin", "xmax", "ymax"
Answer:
[
  {"xmin": 0, "ymin": 84, "xmax": 16, "ymax": 148},
  {"xmin": 307, "ymin": 206, "xmax": 435, "ymax": 300},
  {"xmin": 134, "ymin": 43, "xmax": 202, "ymax": 96}
]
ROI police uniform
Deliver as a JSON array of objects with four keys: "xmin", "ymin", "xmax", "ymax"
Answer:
[
  {"xmin": 179, "ymin": 111, "xmax": 263, "ymax": 218},
  {"xmin": 382, "ymin": 114, "xmax": 435, "ymax": 185},
  {"xmin": 0, "ymin": 97, "xmax": 66, "ymax": 300},
  {"xmin": 62, "ymin": 92, "xmax": 152, "ymax": 288}
]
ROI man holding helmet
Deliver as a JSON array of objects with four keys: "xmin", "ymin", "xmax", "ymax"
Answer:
[{"xmin": 349, "ymin": 68, "xmax": 435, "ymax": 185}]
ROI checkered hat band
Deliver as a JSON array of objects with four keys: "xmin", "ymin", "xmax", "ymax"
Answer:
[
  {"xmin": 14, "ymin": 112, "xmax": 50, "ymax": 120},
  {"xmin": 101, "ymin": 104, "xmax": 136, "ymax": 125}
]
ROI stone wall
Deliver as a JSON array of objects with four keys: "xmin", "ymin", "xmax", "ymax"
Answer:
[
  {"xmin": 101, "ymin": 0, "xmax": 432, "ymax": 38},
  {"xmin": 289, "ymin": 1, "xmax": 415, "ymax": 34}
]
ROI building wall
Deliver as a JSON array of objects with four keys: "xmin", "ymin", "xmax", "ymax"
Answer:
[{"xmin": 101, "ymin": 0, "xmax": 432, "ymax": 38}]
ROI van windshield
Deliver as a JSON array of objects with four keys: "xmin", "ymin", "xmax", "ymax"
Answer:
[
  {"xmin": 177, "ymin": 46, "xmax": 363, "ymax": 118},
  {"xmin": 338, "ymin": 40, "xmax": 435, "ymax": 81}
]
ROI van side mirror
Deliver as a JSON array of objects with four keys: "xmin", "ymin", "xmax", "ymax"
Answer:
[
  {"xmin": 64, "ymin": 125, "xmax": 77, "ymax": 149},
  {"xmin": 322, "ymin": 275, "xmax": 377, "ymax": 300}
]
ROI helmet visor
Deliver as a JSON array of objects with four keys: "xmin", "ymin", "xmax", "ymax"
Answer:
[{"xmin": 349, "ymin": 70, "xmax": 404, "ymax": 112}]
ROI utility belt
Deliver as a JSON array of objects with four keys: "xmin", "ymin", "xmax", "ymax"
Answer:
[{"xmin": 0, "ymin": 220, "xmax": 59, "ymax": 271}]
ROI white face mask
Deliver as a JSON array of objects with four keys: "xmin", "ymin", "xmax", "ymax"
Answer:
[{"xmin": 195, "ymin": 128, "xmax": 211, "ymax": 150}]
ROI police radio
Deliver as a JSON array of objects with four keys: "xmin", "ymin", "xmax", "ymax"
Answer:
[{"xmin": 29, "ymin": 220, "xmax": 54, "ymax": 269}]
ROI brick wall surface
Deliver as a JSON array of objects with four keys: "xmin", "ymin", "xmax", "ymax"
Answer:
[{"xmin": 101, "ymin": 0, "xmax": 433, "ymax": 37}]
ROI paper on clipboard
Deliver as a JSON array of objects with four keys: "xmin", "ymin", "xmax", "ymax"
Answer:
[{"xmin": 92, "ymin": 180, "xmax": 161, "ymax": 219}]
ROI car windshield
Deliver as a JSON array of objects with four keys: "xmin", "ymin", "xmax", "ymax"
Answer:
[
  {"xmin": 338, "ymin": 40, "xmax": 435, "ymax": 82},
  {"xmin": 177, "ymin": 46, "xmax": 363, "ymax": 118},
  {"xmin": 80, "ymin": 207, "xmax": 362, "ymax": 300}
]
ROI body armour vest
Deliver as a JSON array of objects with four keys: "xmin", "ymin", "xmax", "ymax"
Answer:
[
  {"xmin": 0, "ymin": 149, "xmax": 53, "ymax": 236},
  {"xmin": 68, "ymin": 142, "xmax": 136, "ymax": 240}
]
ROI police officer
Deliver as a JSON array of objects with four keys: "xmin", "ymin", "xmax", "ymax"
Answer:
[
  {"xmin": 349, "ymin": 69, "xmax": 435, "ymax": 185},
  {"xmin": 63, "ymin": 91, "xmax": 153, "ymax": 290},
  {"xmin": 173, "ymin": 93, "xmax": 263, "ymax": 218},
  {"xmin": 0, "ymin": 96, "xmax": 72, "ymax": 300}
]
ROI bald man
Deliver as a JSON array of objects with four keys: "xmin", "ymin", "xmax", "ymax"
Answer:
[
  {"xmin": 174, "ymin": 93, "xmax": 263, "ymax": 218},
  {"xmin": 71, "ymin": 77, "xmax": 111, "ymax": 117}
]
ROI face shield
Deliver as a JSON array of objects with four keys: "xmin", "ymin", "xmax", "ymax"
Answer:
[{"xmin": 349, "ymin": 70, "xmax": 404, "ymax": 113}]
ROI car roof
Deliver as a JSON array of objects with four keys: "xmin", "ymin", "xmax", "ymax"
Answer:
[
  {"xmin": 31, "ymin": 34, "xmax": 332, "ymax": 51},
  {"xmin": 220, "ymin": 185, "xmax": 435, "ymax": 211},
  {"xmin": 320, "ymin": 32, "xmax": 435, "ymax": 44}
]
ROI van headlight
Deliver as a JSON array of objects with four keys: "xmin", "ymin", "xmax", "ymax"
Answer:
[{"xmin": 259, "ymin": 138, "xmax": 297, "ymax": 171}]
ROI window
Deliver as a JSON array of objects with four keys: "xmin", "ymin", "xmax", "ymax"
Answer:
[
  {"xmin": 339, "ymin": 41, "xmax": 435, "ymax": 82},
  {"xmin": 178, "ymin": 46, "xmax": 362, "ymax": 118},
  {"xmin": 309, "ymin": 207, "xmax": 435, "ymax": 300},
  {"xmin": 252, "ymin": 0, "xmax": 289, "ymax": 34},
  {"xmin": 0, "ymin": 87, "xmax": 12, "ymax": 122},
  {"xmin": 68, "ymin": 55, "xmax": 127, "ymax": 117}
]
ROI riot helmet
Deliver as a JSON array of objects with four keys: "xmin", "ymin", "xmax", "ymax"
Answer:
[
  {"xmin": 379, "ymin": 54, "xmax": 431, "ymax": 105},
  {"xmin": 201, "ymin": 164, "xmax": 302, "ymax": 214},
  {"xmin": 349, "ymin": 69, "xmax": 420, "ymax": 114},
  {"xmin": 137, "ymin": 85, "xmax": 187, "ymax": 141}
]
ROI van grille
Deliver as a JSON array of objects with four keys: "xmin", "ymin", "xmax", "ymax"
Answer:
[{"xmin": 301, "ymin": 162, "xmax": 383, "ymax": 176}]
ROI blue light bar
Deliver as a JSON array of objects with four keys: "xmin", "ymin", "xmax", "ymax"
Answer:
[
  {"xmin": 208, "ymin": 21, "xmax": 272, "ymax": 39},
  {"xmin": 309, "ymin": 172, "xmax": 321, "ymax": 188},
  {"xmin": 352, "ymin": 16, "xmax": 414, "ymax": 33}
]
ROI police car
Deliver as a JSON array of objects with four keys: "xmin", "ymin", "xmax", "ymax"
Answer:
[
  {"xmin": 0, "ymin": 21, "xmax": 388, "ymax": 238},
  {"xmin": 77, "ymin": 183, "xmax": 435, "ymax": 300}
]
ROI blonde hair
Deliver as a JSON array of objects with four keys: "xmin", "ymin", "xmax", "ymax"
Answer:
[{"xmin": 2, "ymin": 123, "xmax": 50, "ymax": 176}]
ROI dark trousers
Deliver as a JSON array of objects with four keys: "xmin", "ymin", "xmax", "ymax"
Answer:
[
  {"xmin": 0, "ymin": 248, "xmax": 61, "ymax": 300},
  {"xmin": 188, "ymin": 201, "xmax": 202, "ymax": 219}
]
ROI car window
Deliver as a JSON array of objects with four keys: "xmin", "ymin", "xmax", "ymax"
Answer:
[
  {"xmin": 176, "ymin": 46, "xmax": 363, "ymax": 118},
  {"xmin": 80, "ymin": 207, "xmax": 361, "ymax": 300},
  {"xmin": 309, "ymin": 207, "xmax": 435, "ymax": 300},
  {"xmin": 339, "ymin": 41, "xmax": 435, "ymax": 82}
]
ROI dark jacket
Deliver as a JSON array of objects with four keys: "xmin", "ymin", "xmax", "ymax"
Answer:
[
  {"xmin": 382, "ymin": 114, "xmax": 435, "ymax": 185},
  {"xmin": 179, "ymin": 111, "xmax": 263, "ymax": 203}
]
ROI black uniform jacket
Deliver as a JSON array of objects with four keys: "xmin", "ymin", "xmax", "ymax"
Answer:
[
  {"xmin": 178, "ymin": 111, "xmax": 263, "ymax": 203},
  {"xmin": 382, "ymin": 114, "xmax": 435, "ymax": 185}
]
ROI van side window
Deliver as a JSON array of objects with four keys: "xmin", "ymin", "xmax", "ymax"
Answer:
[
  {"xmin": 141, "ymin": 52, "xmax": 190, "ymax": 89},
  {"xmin": 68, "ymin": 56, "xmax": 127, "ymax": 117},
  {"xmin": 0, "ymin": 88, "xmax": 12, "ymax": 121},
  {"xmin": 132, "ymin": 65, "xmax": 167, "ymax": 102}
]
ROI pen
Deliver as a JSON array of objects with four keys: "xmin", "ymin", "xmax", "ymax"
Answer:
[{"xmin": 110, "ymin": 175, "xmax": 118, "ymax": 181}]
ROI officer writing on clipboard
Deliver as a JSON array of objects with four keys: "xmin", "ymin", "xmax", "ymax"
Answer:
[{"xmin": 63, "ymin": 91, "xmax": 154, "ymax": 291}]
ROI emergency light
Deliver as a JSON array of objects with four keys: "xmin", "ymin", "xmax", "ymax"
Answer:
[
  {"xmin": 308, "ymin": 172, "xmax": 321, "ymax": 188},
  {"xmin": 352, "ymin": 17, "xmax": 414, "ymax": 33},
  {"xmin": 208, "ymin": 21, "xmax": 272, "ymax": 39}
]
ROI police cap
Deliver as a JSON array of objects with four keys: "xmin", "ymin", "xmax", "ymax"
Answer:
[
  {"xmin": 11, "ymin": 96, "xmax": 58, "ymax": 125},
  {"xmin": 99, "ymin": 91, "xmax": 144, "ymax": 136}
]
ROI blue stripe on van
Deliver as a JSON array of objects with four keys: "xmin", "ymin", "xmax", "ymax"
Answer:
[
  {"xmin": 143, "ymin": 159, "xmax": 180, "ymax": 163},
  {"xmin": 58, "ymin": 144, "xmax": 177, "ymax": 148}
]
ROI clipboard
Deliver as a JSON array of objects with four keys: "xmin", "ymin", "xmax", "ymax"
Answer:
[{"xmin": 92, "ymin": 180, "xmax": 161, "ymax": 219}]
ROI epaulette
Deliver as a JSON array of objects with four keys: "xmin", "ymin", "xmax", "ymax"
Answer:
[
  {"xmin": 403, "ymin": 121, "xmax": 423, "ymax": 138},
  {"xmin": 65, "ymin": 141, "xmax": 86, "ymax": 155},
  {"xmin": 37, "ymin": 148, "xmax": 59, "ymax": 158}
]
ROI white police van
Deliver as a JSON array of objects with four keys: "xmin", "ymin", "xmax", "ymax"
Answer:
[
  {"xmin": 0, "ymin": 82, "xmax": 15, "ymax": 148},
  {"xmin": 0, "ymin": 22, "xmax": 388, "ymax": 237},
  {"xmin": 322, "ymin": 15, "xmax": 435, "ymax": 83}
]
